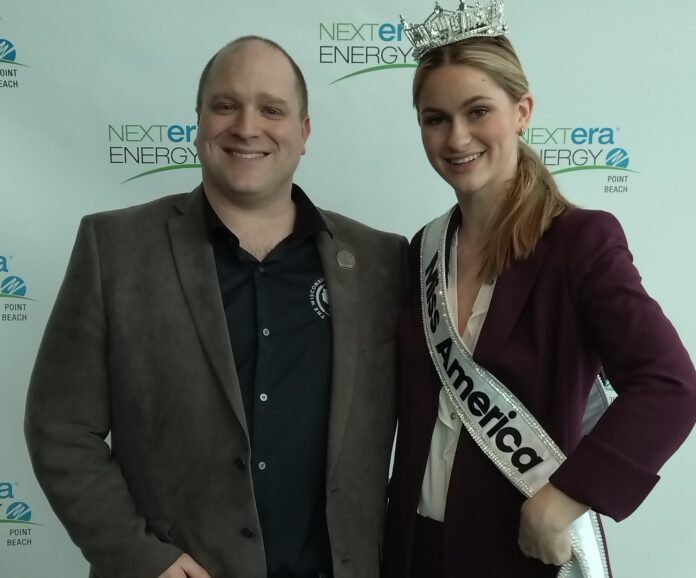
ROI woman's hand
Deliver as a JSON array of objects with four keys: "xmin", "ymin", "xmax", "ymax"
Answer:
[{"xmin": 518, "ymin": 483, "xmax": 589, "ymax": 565}]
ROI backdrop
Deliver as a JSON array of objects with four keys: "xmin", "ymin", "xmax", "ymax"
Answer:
[{"xmin": 2, "ymin": 1, "xmax": 695, "ymax": 576}]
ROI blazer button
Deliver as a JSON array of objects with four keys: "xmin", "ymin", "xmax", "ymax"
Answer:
[
  {"xmin": 234, "ymin": 458, "xmax": 247, "ymax": 470},
  {"xmin": 240, "ymin": 528, "xmax": 255, "ymax": 538}
]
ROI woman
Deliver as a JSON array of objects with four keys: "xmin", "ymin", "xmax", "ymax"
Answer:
[{"xmin": 382, "ymin": 7, "xmax": 696, "ymax": 578}]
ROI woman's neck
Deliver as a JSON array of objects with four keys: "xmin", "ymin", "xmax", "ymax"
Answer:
[{"xmin": 454, "ymin": 186, "xmax": 504, "ymax": 246}]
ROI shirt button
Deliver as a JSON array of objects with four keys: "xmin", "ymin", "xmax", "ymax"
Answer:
[
  {"xmin": 240, "ymin": 528, "xmax": 255, "ymax": 538},
  {"xmin": 260, "ymin": 393, "xmax": 268, "ymax": 402},
  {"xmin": 258, "ymin": 265, "xmax": 265, "ymax": 273},
  {"xmin": 262, "ymin": 328, "xmax": 270, "ymax": 337},
  {"xmin": 450, "ymin": 412, "xmax": 457, "ymax": 420},
  {"xmin": 258, "ymin": 461, "xmax": 267, "ymax": 471}
]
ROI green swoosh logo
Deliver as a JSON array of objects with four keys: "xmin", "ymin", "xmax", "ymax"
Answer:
[
  {"xmin": 121, "ymin": 164, "xmax": 201, "ymax": 184},
  {"xmin": 551, "ymin": 166, "xmax": 638, "ymax": 176},
  {"xmin": 0, "ymin": 59, "xmax": 29, "ymax": 68},
  {"xmin": 330, "ymin": 63, "xmax": 417, "ymax": 85},
  {"xmin": 0, "ymin": 294, "xmax": 36, "ymax": 302}
]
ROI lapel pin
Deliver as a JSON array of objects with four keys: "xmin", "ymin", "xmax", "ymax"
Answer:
[{"xmin": 336, "ymin": 250, "xmax": 355, "ymax": 270}]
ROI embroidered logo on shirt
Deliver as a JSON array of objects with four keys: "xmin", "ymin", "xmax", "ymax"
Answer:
[{"xmin": 309, "ymin": 277, "xmax": 331, "ymax": 319}]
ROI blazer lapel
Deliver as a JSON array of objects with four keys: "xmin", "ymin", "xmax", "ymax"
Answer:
[
  {"xmin": 475, "ymin": 238, "xmax": 551, "ymax": 366},
  {"xmin": 168, "ymin": 187, "xmax": 249, "ymax": 439},
  {"xmin": 317, "ymin": 213, "xmax": 361, "ymax": 480}
]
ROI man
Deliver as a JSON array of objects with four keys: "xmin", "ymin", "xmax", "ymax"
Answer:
[{"xmin": 25, "ymin": 37, "xmax": 407, "ymax": 578}]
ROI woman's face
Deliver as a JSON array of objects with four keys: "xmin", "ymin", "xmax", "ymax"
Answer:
[{"xmin": 417, "ymin": 64, "xmax": 531, "ymax": 201}]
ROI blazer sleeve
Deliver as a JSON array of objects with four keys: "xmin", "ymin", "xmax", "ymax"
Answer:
[
  {"xmin": 24, "ymin": 217, "xmax": 182, "ymax": 578},
  {"xmin": 549, "ymin": 211, "xmax": 696, "ymax": 521}
]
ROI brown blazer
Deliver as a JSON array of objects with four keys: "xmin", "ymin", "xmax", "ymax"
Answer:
[{"xmin": 25, "ymin": 186, "xmax": 408, "ymax": 578}]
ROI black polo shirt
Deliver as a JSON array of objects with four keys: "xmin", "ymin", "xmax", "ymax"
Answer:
[{"xmin": 204, "ymin": 185, "xmax": 333, "ymax": 578}]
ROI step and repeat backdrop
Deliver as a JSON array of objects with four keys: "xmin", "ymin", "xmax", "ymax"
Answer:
[{"xmin": 2, "ymin": 1, "xmax": 695, "ymax": 576}]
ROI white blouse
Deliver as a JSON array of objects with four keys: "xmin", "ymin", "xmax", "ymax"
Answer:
[{"xmin": 418, "ymin": 228, "xmax": 496, "ymax": 522}]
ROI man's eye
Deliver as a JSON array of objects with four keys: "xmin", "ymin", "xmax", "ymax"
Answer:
[
  {"xmin": 422, "ymin": 116, "xmax": 444, "ymax": 126},
  {"xmin": 264, "ymin": 108, "xmax": 282, "ymax": 117}
]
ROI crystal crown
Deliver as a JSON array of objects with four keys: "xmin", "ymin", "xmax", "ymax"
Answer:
[{"xmin": 401, "ymin": 0, "xmax": 509, "ymax": 61}]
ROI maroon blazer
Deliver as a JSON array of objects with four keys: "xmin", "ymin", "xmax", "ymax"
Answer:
[{"xmin": 382, "ymin": 208, "xmax": 696, "ymax": 578}]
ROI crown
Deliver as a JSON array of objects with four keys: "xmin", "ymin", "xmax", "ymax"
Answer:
[{"xmin": 401, "ymin": 0, "xmax": 509, "ymax": 61}]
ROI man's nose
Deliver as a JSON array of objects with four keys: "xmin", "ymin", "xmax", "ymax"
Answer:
[{"xmin": 230, "ymin": 107, "xmax": 260, "ymax": 138}]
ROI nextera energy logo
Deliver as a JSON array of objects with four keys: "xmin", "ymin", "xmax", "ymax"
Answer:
[
  {"xmin": 108, "ymin": 123, "xmax": 200, "ymax": 183},
  {"xmin": 1, "ymin": 481, "xmax": 39, "ymax": 549},
  {"xmin": 319, "ymin": 21, "xmax": 416, "ymax": 84},
  {"xmin": 0, "ymin": 34, "xmax": 28, "ymax": 89},
  {"xmin": 523, "ymin": 126, "xmax": 637, "ymax": 194},
  {"xmin": 0, "ymin": 254, "xmax": 34, "ymax": 322}
]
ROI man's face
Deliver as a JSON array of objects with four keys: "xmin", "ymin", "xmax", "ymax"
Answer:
[{"xmin": 195, "ymin": 41, "xmax": 310, "ymax": 206}]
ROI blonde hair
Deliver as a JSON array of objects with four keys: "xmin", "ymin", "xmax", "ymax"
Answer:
[{"xmin": 413, "ymin": 36, "xmax": 573, "ymax": 281}]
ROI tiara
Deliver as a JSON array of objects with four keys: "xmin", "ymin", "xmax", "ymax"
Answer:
[{"xmin": 401, "ymin": 0, "xmax": 509, "ymax": 61}]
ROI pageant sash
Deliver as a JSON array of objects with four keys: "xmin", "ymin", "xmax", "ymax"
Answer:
[{"xmin": 420, "ymin": 208, "xmax": 611, "ymax": 578}]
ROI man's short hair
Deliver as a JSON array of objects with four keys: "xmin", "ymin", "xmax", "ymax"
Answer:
[{"xmin": 195, "ymin": 36, "xmax": 309, "ymax": 119}]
